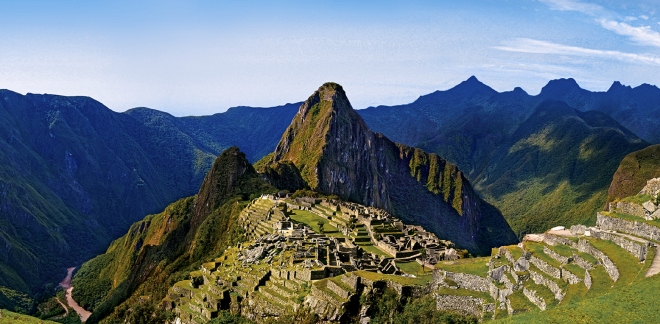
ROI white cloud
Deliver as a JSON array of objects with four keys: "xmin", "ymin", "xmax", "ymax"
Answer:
[
  {"xmin": 540, "ymin": 0, "xmax": 660, "ymax": 48},
  {"xmin": 495, "ymin": 38, "xmax": 660, "ymax": 65},
  {"xmin": 538, "ymin": 0, "xmax": 603, "ymax": 15},
  {"xmin": 599, "ymin": 19, "xmax": 660, "ymax": 47}
]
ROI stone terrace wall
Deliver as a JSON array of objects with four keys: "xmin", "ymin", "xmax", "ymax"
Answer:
[
  {"xmin": 530, "ymin": 256, "xmax": 561, "ymax": 279},
  {"xmin": 529, "ymin": 270, "xmax": 565, "ymax": 301},
  {"xmin": 523, "ymin": 287, "xmax": 546, "ymax": 311},
  {"xmin": 561, "ymin": 268, "xmax": 581, "ymax": 285},
  {"xmin": 326, "ymin": 279, "xmax": 351, "ymax": 299},
  {"xmin": 436, "ymin": 270, "xmax": 493, "ymax": 293},
  {"xmin": 610, "ymin": 202, "xmax": 645, "ymax": 218},
  {"xmin": 543, "ymin": 246, "xmax": 569, "ymax": 264},
  {"xmin": 435, "ymin": 295, "xmax": 488, "ymax": 318},
  {"xmin": 571, "ymin": 255, "xmax": 594, "ymax": 270},
  {"xmin": 597, "ymin": 213, "xmax": 660, "ymax": 242},
  {"xmin": 543, "ymin": 234, "xmax": 578, "ymax": 249},
  {"xmin": 577, "ymin": 239, "xmax": 619, "ymax": 282},
  {"xmin": 591, "ymin": 229, "xmax": 648, "ymax": 261}
]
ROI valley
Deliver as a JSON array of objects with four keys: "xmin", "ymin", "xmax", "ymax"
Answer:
[{"xmin": 1, "ymin": 79, "xmax": 659, "ymax": 324}]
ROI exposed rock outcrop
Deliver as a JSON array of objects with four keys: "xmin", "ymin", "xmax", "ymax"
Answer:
[{"xmin": 269, "ymin": 82, "xmax": 517, "ymax": 254}]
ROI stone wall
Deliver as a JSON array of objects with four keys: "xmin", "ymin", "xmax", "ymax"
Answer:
[
  {"xmin": 341, "ymin": 273, "xmax": 360, "ymax": 291},
  {"xmin": 530, "ymin": 256, "xmax": 561, "ymax": 279},
  {"xmin": 435, "ymin": 270, "xmax": 493, "ymax": 293},
  {"xmin": 610, "ymin": 202, "xmax": 646, "ymax": 218},
  {"xmin": 543, "ymin": 234, "xmax": 578, "ymax": 248},
  {"xmin": 435, "ymin": 295, "xmax": 487, "ymax": 318},
  {"xmin": 306, "ymin": 285, "xmax": 346, "ymax": 322},
  {"xmin": 597, "ymin": 213, "xmax": 660, "ymax": 242},
  {"xmin": 529, "ymin": 270, "xmax": 565, "ymax": 301},
  {"xmin": 577, "ymin": 239, "xmax": 619, "ymax": 282},
  {"xmin": 326, "ymin": 279, "xmax": 352, "ymax": 299},
  {"xmin": 543, "ymin": 246, "xmax": 569, "ymax": 264},
  {"xmin": 571, "ymin": 255, "xmax": 594, "ymax": 270},
  {"xmin": 561, "ymin": 268, "xmax": 581, "ymax": 285},
  {"xmin": 640, "ymin": 178, "xmax": 660, "ymax": 196},
  {"xmin": 591, "ymin": 229, "xmax": 647, "ymax": 261},
  {"xmin": 584, "ymin": 270, "xmax": 592, "ymax": 289},
  {"xmin": 523, "ymin": 287, "xmax": 546, "ymax": 311},
  {"xmin": 570, "ymin": 225, "xmax": 587, "ymax": 235},
  {"xmin": 489, "ymin": 265, "xmax": 508, "ymax": 282}
]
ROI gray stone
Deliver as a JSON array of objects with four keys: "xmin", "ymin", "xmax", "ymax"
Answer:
[{"xmin": 643, "ymin": 201, "xmax": 657, "ymax": 213}]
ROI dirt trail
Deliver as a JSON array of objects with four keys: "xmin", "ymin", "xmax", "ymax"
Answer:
[
  {"xmin": 55, "ymin": 297, "xmax": 68, "ymax": 316},
  {"xmin": 59, "ymin": 267, "xmax": 92, "ymax": 322},
  {"xmin": 646, "ymin": 245, "xmax": 660, "ymax": 277}
]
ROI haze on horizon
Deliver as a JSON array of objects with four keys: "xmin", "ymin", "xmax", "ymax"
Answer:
[{"xmin": 0, "ymin": 0, "xmax": 659, "ymax": 116}]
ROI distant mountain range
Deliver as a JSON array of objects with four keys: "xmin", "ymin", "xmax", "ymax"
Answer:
[
  {"xmin": 359, "ymin": 77, "xmax": 652, "ymax": 234},
  {"xmin": 0, "ymin": 76, "xmax": 657, "ymax": 312}
]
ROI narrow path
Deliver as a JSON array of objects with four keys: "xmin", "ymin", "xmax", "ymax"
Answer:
[
  {"xmin": 55, "ymin": 296, "xmax": 69, "ymax": 317},
  {"xmin": 646, "ymin": 245, "xmax": 660, "ymax": 277}
]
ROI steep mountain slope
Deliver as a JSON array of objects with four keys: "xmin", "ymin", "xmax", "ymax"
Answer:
[
  {"xmin": 268, "ymin": 82, "xmax": 518, "ymax": 254},
  {"xmin": 359, "ymin": 77, "xmax": 650, "ymax": 235},
  {"xmin": 607, "ymin": 144, "xmax": 660, "ymax": 204},
  {"xmin": 0, "ymin": 90, "xmax": 296, "ymax": 311},
  {"xmin": 474, "ymin": 101, "xmax": 647, "ymax": 234},
  {"xmin": 71, "ymin": 147, "xmax": 275, "ymax": 323}
]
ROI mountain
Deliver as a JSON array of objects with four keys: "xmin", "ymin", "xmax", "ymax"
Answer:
[
  {"xmin": 358, "ymin": 77, "xmax": 650, "ymax": 235},
  {"xmin": 71, "ymin": 147, "xmax": 275, "ymax": 323},
  {"xmin": 607, "ymin": 144, "xmax": 660, "ymax": 204},
  {"xmin": 537, "ymin": 78, "xmax": 660, "ymax": 144},
  {"xmin": 266, "ymin": 82, "xmax": 518, "ymax": 254},
  {"xmin": 474, "ymin": 101, "xmax": 647, "ymax": 234},
  {"xmin": 0, "ymin": 90, "xmax": 296, "ymax": 311}
]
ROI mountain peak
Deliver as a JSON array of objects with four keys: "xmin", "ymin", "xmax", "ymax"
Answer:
[
  {"xmin": 447, "ymin": 75, "xmax": 497, "ymax": 96},
  {"xmin": 273, "ymin": 82, "xmax": 369, "ymax": 190},
  {"xmin": 540, "ymin": 78, "xmax": 582, "ymax": 96},
  {"xmin": 607, "ymin": 81, "xmax": 632, "ymax": 93}
]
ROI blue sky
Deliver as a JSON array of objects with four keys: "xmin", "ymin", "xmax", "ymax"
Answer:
[{"xmin": 0, "ymin": 0, "xmax": 658, "ymax": 116}]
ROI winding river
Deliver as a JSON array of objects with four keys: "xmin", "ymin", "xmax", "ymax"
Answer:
[{"xmin": 59, "ymin": 267, "xmax": 92, "ymax": 322}]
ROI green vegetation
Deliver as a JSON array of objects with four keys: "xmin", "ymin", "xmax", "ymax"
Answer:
[
  {"xmin": 359, "ymin": 244, "xmax": 392, "ymax": 258},
  {"xmin": 0, "ymin": 309, "xmax": 58, "ymax": 324},
  {"xmin": 435, "ymin": 257, "xmax": 490, "ymax": 277},
  {"xmin": 619, "ymin": 194, "xmax": 653, "ymax": 205},
  {"xmin": 404, "ymin": 146, "xmax": 465, "ymax": 214},
  {"xmin": 585, "ymin": 238, "xmax": 643, "ymax": 286},
  {"xmin": 71, "ymin": 147, "xmax": 277, "ymax": 323},
  {"xmin": 363, "ymin": 288, "xmax": 477, "ymax": 324},
  {"xmin": 607, "ymin": 144, "xmax": 660, "ymax": 204},
  {"xmin": 499, "ymin": 274, "xmax": 660, "ymax": 323},
  {"xmin": 354, "ymin": 271, "xmax": 432, "ymax": 286},
  {"xmin": 604, "ymin": 211, "xmax": 660, "ymax": 227},
  {"xmin": 289, "ymin": 210, "xmax": 338, "ymax": 234}
]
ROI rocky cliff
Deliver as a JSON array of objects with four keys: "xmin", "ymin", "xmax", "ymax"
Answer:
[{"xmin": 270, "ymin": 82, "xmax": 517, "ymax": 254}]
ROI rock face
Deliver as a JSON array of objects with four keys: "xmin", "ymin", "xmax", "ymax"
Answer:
[{"xmin": 270, "ymin": 82, "xmax": 518, "ymax": 254}]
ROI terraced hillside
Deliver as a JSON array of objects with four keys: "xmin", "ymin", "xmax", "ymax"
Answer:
[
  {"xmin": 428, "ymin": 190, "xmax": 660, "ymax": 322},
  {"xmin": 165, "ymin": 185, "xmax": 660, "ymax": 323},
  {"xmin": 166, "ymin": 195, "xmax": 459, "ymax": 323}
]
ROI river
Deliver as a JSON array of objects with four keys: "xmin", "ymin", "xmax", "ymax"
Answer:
[{"xmin": 59, "ymin": 267, "xmax": 92, "ymax": 322}]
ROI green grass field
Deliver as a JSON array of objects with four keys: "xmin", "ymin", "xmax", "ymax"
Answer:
[
  {"xmin": 289, "ymin": 209, "xmax": 339, "ymax": 234},
  {"xmin": 434, "ymin": 257, "xmax": 490, "ymax": 277},
  {"xmin": 0, "ymin": 309, "xmax": 58, "ymax": 323},
  {"xmin": 360, "ymin": 244, "xmax": 392, "ymax": 258}
]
